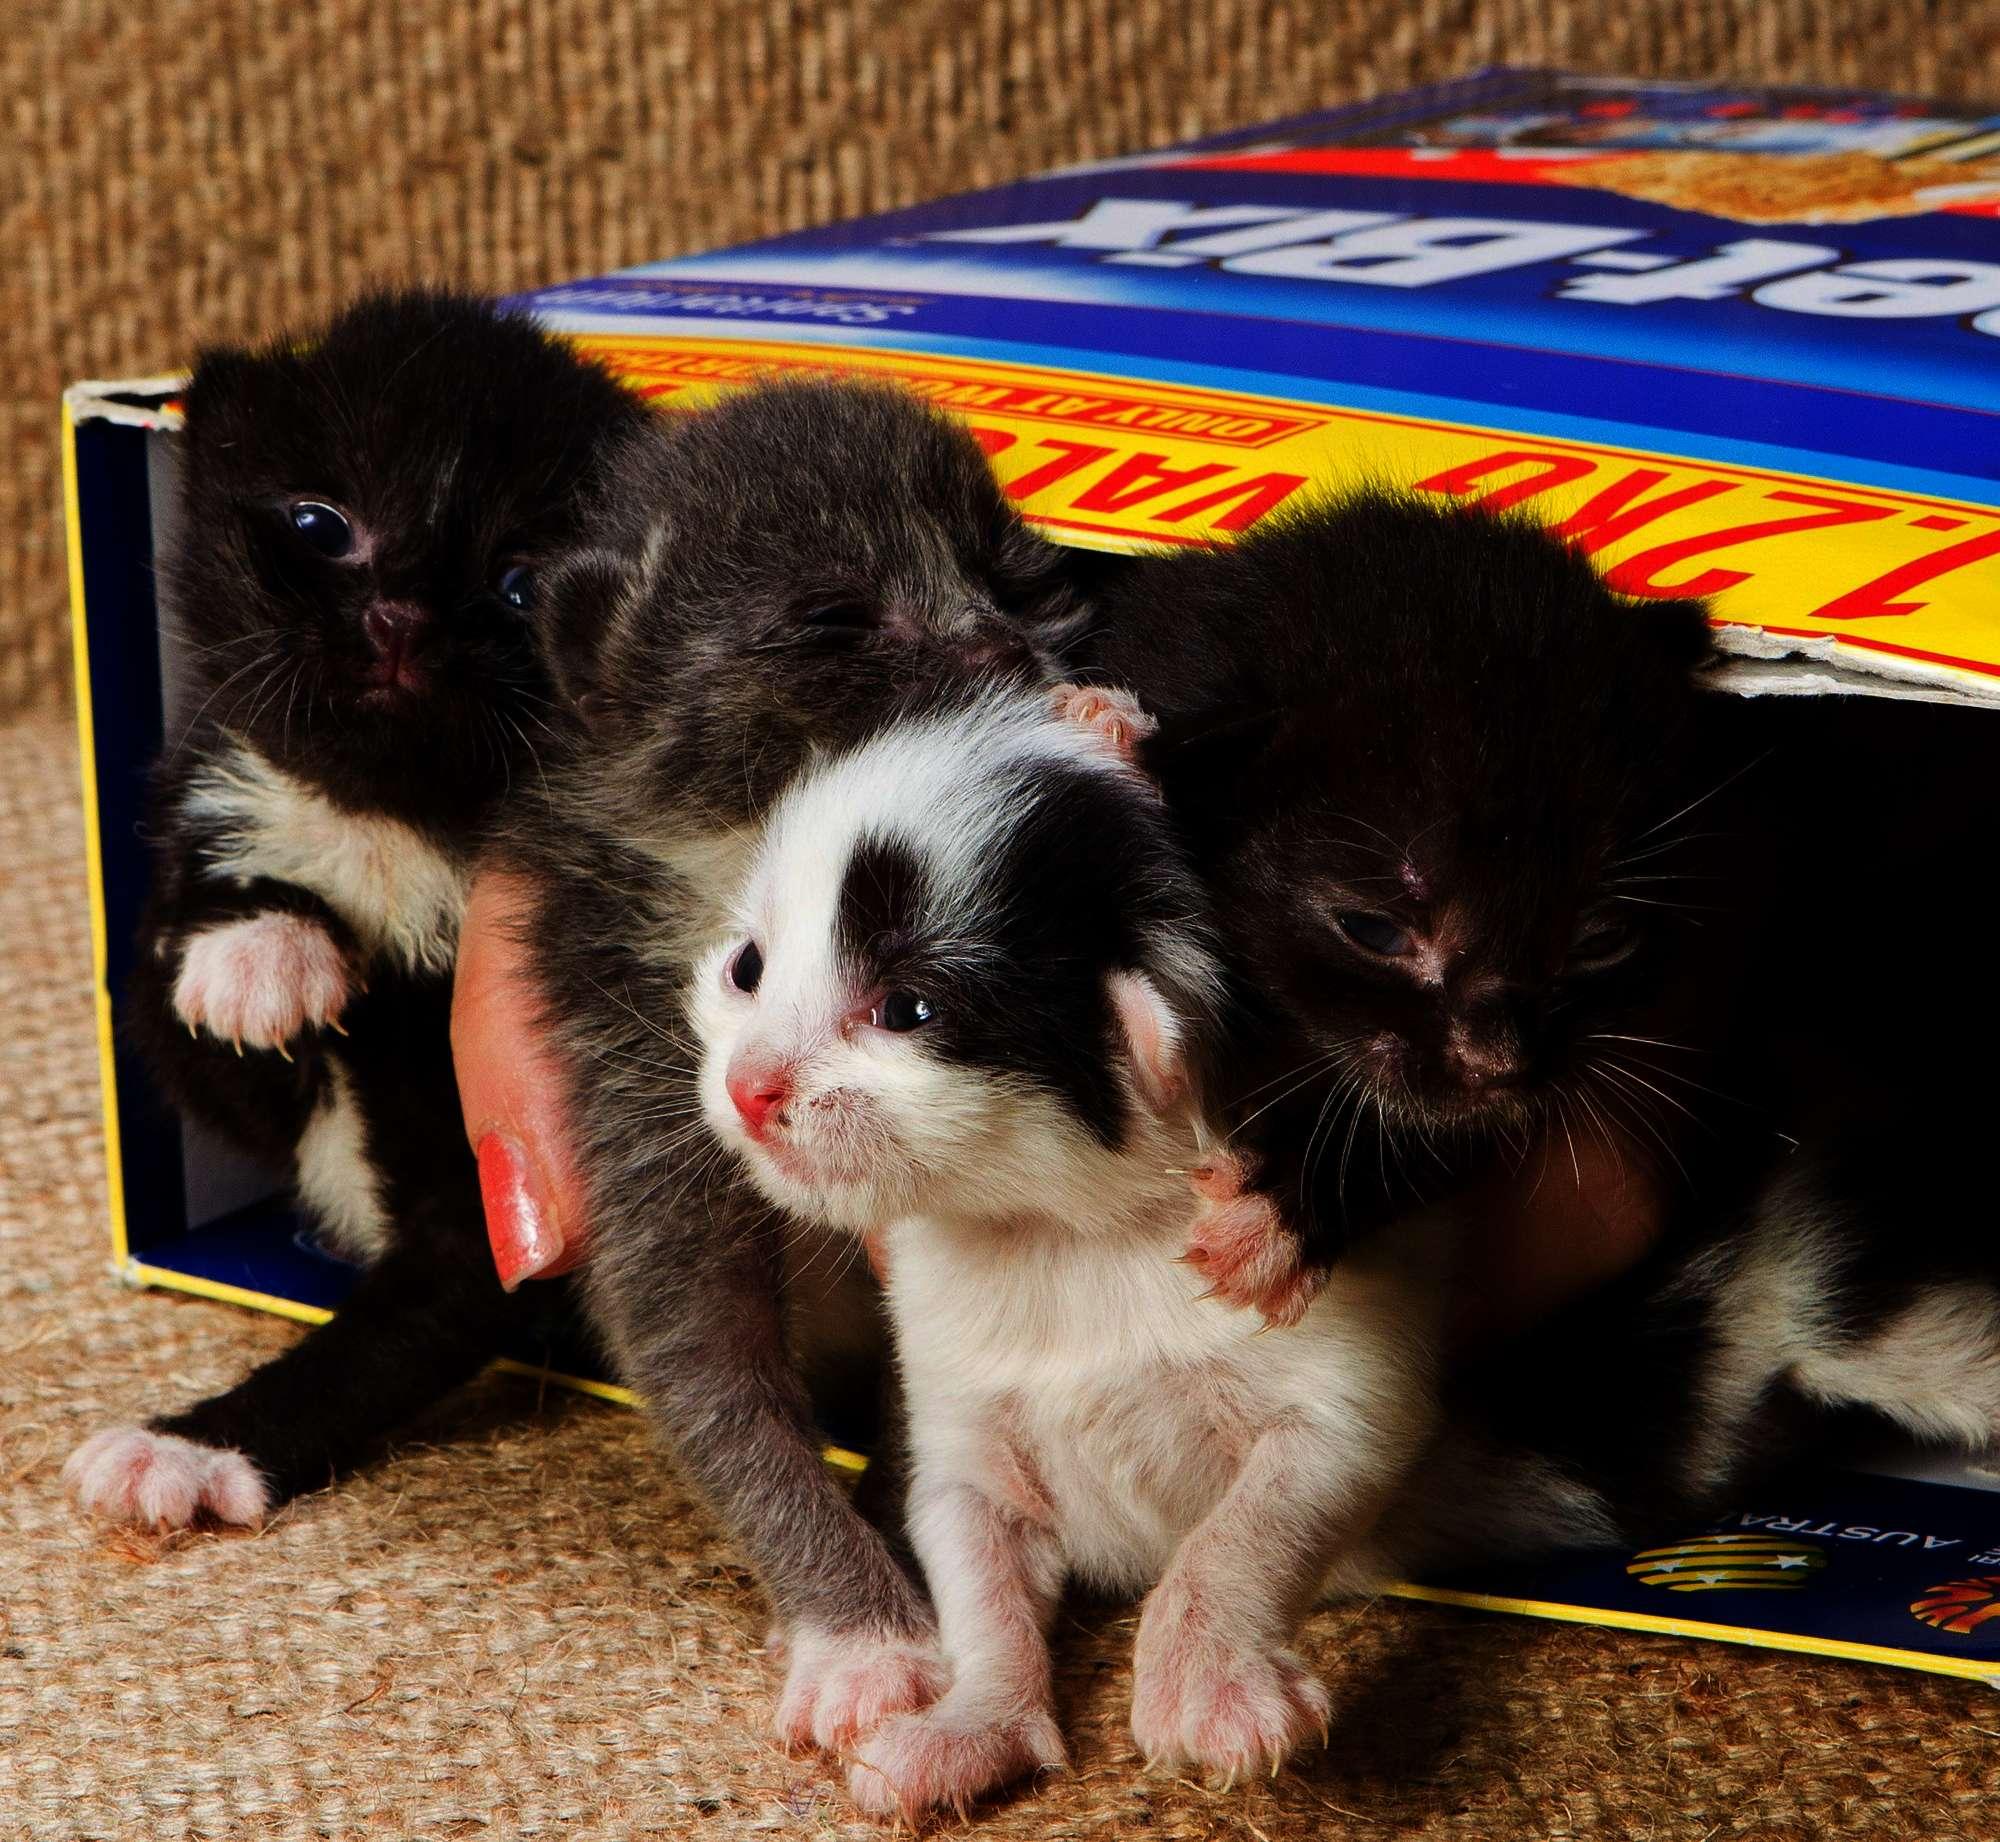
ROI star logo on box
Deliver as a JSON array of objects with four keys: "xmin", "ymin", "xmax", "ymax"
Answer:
[{"xmin": 1626, "ymin": 1535, "xmax": 1828, "ymax": 1592}]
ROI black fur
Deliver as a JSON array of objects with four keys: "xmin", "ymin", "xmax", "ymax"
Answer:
[
  {"xmin": 121, "ymin": 290, "xmax": 647, "ymax": 1505},
  {"xmin": 830, "ymin": 756, "xmax": 1209, "ymax": 1151},
  {"xmin": 1090, "ymin": 490, "xmax": 1732, "ymax": 1263},
  {"xmin": 506, "ymin": 380, "xmax": 1102, "ymax": 1645}
]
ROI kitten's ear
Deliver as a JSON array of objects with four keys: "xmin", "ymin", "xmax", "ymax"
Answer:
[
  {"xmin": 1647, "ymin": 598, "xmax": 1720, "ymax": 674},
  {"xmin": 1108, "ymin": 970, "xmax": 1186, "ymax": 1117},
  {"xmin": 535, "ymin": 545, "xmax": 632, "ymax": 731},
  {"xmin": 180, "ymin": 345, "xmax": 274, "ymax": 436}
]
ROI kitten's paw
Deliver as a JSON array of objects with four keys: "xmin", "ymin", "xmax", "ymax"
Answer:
[
  {"xmin": 1130, "ymin": 1615, "xmax": 1329, "ymax": 1787},
  {"xmin": 62, "ymin": 1427, "xmax": 271, "ymax": 1530},
  {"xmin": 846, "ymin": 1703, "xmax": 1066, "ymax": 1823},
  {"xmin": 1183, "ymin": 1150, "xmax": 1325, "ymax": 1330},
  {"xmin": 1049, "ymin": 682, "xmax": 1156, "ymax": 766},
  {"xmin": 173, "ymin": 912, "xmax": 352, "ymax": 1052},
  {"xmin": 772, "ymin": 1623, "xmax": 948, "ymax": 1755}
]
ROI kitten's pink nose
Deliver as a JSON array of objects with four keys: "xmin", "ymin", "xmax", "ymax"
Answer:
[
  {"xmin": 362, "ymin": 601, "xmax": 431, "ymax": 687},
  {"xmin": 727, "ymin": 1059, "xmax": 793, "ymax": 1139}
]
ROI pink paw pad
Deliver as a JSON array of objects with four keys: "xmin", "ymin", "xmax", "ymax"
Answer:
[
  {"xmin": 1183, "ymin": 1153, "xmax": 1323, "ymax": 1329},
  {"xmin": 62, "ymin": 1427, "xmax": 271, "ymax": 1530},
  {"xmin": 1131, "ymin": 1630, "xmax": 1331, "ymax": 1787},
  {"xmin": 173, "ymin": 913, "xmax": 351, "ymax": 1052},
  {"xmin": 772, "ymin": 1624, "xmax": 947, "ymax": 1755},
  {"xmin": 846, "ymin": 1704, "xmax": 1067, "ymax": 1823},
  {"xmin": 1049, "ymin": 682, "xmax": 1157, "ymax": 766}
]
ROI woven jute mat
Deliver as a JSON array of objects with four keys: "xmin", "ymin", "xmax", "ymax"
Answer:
[
  {"xmin": 4, "ymin": 725, "xmax": 1998, "ymax": 1831},
  {"xmin": 2, "ymin": 0, "xmax": 1997, "ymax": 714}
]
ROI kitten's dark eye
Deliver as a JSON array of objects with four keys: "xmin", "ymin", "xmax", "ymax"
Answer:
[
  {"xmin": 1569, "ymin": 913, "xmax": 1639, "ymax": 971},
  {"xmin": 872, "ymin": 991, "xmax": 934, "ymax": 1032},
  {"xmin": 288, "ymin": 500, "xmax": 354, "ymax": 558},
  {"xmin": 498, "ymin": 565, "xmax": 536, "ymax": 612},
  {"xmin": 729, "ymin": 941, "xmax": 764, "ymax": 994},
  {"xmin": 799, "ymin": 600, "xmax": 879, "ymax": 631},
  {"xmin": 1336, "ymin": 912, "xmax": 1414, "ymax": 958}
]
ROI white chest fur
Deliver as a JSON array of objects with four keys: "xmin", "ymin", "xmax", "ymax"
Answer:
[
  {"xmin": 183, "ymin": 741, "xmax": 471, "ymax": 977},
  {"xmin": 884, "ymin": 1206, "xmax": 1436, "ymax": 1596}
]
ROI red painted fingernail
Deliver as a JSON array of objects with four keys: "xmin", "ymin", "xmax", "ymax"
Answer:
[{"xmin": 479, "ymin": 1132, "xmax": 563, "ymax": 1291}]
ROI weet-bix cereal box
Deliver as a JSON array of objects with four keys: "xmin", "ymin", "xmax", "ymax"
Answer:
[
  {"xmin": 64, "ymin": 69, "xmax": 2000, "ymax": 1682},
  {"xmin": 524, "ymin": 67, "xmax": 2000, "ymax": 706}
]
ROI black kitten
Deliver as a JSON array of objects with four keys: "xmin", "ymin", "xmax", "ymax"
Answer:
[
  {"xmin": 1089, "ymin": 491, "xmax": 1733, "ymax": 1323},
  {"xmin": 1371, "ymin": 693, "xmax": 2000, "ymax": 1570},
  {"xmin": 65, "ymin": 290, "xmax": 648, "ymax": 1527},
  {"xmin": 504, "ymin": 377, "xmax": 1098, "ymax": 1752}
]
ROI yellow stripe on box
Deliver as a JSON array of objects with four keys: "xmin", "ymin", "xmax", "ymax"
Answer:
[{"xmin": 574, "ymin": 333, "xmax": 2000, "ymax": 698}]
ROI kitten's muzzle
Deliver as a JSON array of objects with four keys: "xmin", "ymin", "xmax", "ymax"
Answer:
[
  {"xmin": 361, "ymin": 599, "xmax": 433, "ymax": 692},
  {"xmin": 727, "ymin": 1057, "xmax": 794, "ymax": 1140}
]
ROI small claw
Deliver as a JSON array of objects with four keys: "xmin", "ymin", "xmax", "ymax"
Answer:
[
  {"xmin": 186, "ymin": 1021, "xmax": 199, "ymax": 1040},
  {"xmin": 1269, "ymin": 1751, "xmax": 1283, "ymax": 1780},
  {"xmin": 230, "ymin": 1037, "xmax": 243, "ymax": 1057},
  {"xmin": 327, "ymin": 1018, "xmax": 349, "ymax": 1038},
  {"xmin": 1318, "ymin": 1717, "xmax": 1331, "ymax": 1751},
  {"xmin": 275, "ymin": 1042, "xmax": 293, "ymax": 1063}
]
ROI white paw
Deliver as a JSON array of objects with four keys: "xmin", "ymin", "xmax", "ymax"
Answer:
[
  {"xmin": 173, "ymin": 912, "xmax": 351, "ymax": 1052},
  {"xmin": 1184, "ymin": 1151, "xmax": 1325, "ymax": 1330},
  {"xmin": 1048, "ymin": 682, "xmax": 1156, "ymax": 766},
  {"xmin": 847, "ymin": 1701, "xmax": 1066, "ymax": 1822},
  {"xmin": 1131, "ymin": 1594, "xmax": 1330, "ymax": 1784},
  {"xmin": 772, "ymin": 1622, "xmax": 948, "ymax": 1754},
  {"xmin": 63, "ymin": 1426, "xmax": 271, "ymax": 1529}
]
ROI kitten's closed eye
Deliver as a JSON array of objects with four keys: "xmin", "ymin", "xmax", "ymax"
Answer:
[
  {"xmin": 287, "ymin": 499, "xmax": 356, "ymax": 559},
  {"xmin": 1335, "ymin": 911, "xmax": 1414, "ymax": 958},
  {"xmin": 1567, "ymin": 912, "xmax": 1641, "ymax": 972}
]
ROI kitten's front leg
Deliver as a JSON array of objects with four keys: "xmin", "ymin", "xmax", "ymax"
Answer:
[
  {"xmin": 1132, "ymin": 1297, "xmax": 1436, "ymax": 1782},
  {"xmin": 846, "ymin": 1457, "xmax": 1067, "ymax": 1822},
  {"xmin": 588, "ymin": 1196, "xmax": 944, "ymax": 1756}
]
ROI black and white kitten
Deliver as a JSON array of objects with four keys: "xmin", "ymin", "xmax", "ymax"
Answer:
[
  {"xmin": 65, "ymin": 291, "xmax": 648, "ymax": 1527},
  {"xmin": 505, "ymin": 377, "xmax": 1099, "ymax": 1753}
]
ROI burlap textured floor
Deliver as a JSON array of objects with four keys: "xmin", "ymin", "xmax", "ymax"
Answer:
[
  {"xmin": 5, "ymin": 727, "xmax": 1999, "ymax": 1833},
  {"xmin": 3, "ymin": 0, "xmax": 1998, "ymax": 714}
]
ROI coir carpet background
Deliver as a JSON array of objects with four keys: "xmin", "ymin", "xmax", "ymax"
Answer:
[{"xmin": 4, "ymin": 3, "xmax": 2000, "ymax": 1837}]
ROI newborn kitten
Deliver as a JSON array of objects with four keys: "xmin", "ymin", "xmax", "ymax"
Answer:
[
  {"xmin": 64, "ymin": 291, "xmax": 647, "ymax": 1527},
  {"xmin": 695, "ymin": 687, "xmax": 1450, "ymax": 1819},
  {"xmin": 1087, "ymin": 493, "xmax": 1733, "ymax": 1322},
  {"xmin": 506, "ymin": 378, "xmax": 1098, "ymax": 1752},
  {"xmin": 1371, "ymin": 693, "xmax": 2000, "ymax": 1571}
]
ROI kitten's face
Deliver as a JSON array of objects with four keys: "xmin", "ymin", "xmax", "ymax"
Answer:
[
  {"xmin": 689, "ymin": 704, "xmax": 1194, "ymax": 1235},
  {"xmin": 172, "ymin": 293, "xmax": 642, "ymax": 822},
  {"xmin": 545, "ymin": 382, "xmax": 1101, "ymax": 827},
  {"xmin": 690, "ymin": 852, "xmax": 1123, "ymax": 1238},
  {"xmin": 1228, "ymin": 711, "xmax": 1692, "ymax": 1140},
  {"xmin": 1142, "ymin": 498, "xmax": 1720, "ymax": 1199}
]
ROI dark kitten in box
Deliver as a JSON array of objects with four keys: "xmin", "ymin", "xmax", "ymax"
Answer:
[
  {"xmin": 1088, "ymin": 492, "xmax": 1747, "ymax": 1319},
  {"xmin": 64, "ymin": 290, "xmax": 647, "ymax": 1528}
]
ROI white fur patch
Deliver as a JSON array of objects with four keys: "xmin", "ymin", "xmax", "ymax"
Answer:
[
  {"xmin": 1796, "ymin": 1284, "xmax": 2000, "ymax": 1452},
  {"xmin": 173, "ymin": 911, "xmax": 351, "ymax": 1049},
  {"xmin": 63, "ymin": 1426, "xmax": 270, "ymax": 1528},
  {"xmin": 294, "ymin": 1061, "xmax": 390, "ymax": 1262},
  {"xmin": 183, "ymin": 741, "xmax": 469, "ymax": 975}
]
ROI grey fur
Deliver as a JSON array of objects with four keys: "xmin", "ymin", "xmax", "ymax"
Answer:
[{"xmin": 503, "ymin": 378, "xmax": 1099, "ymax": 1643}]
